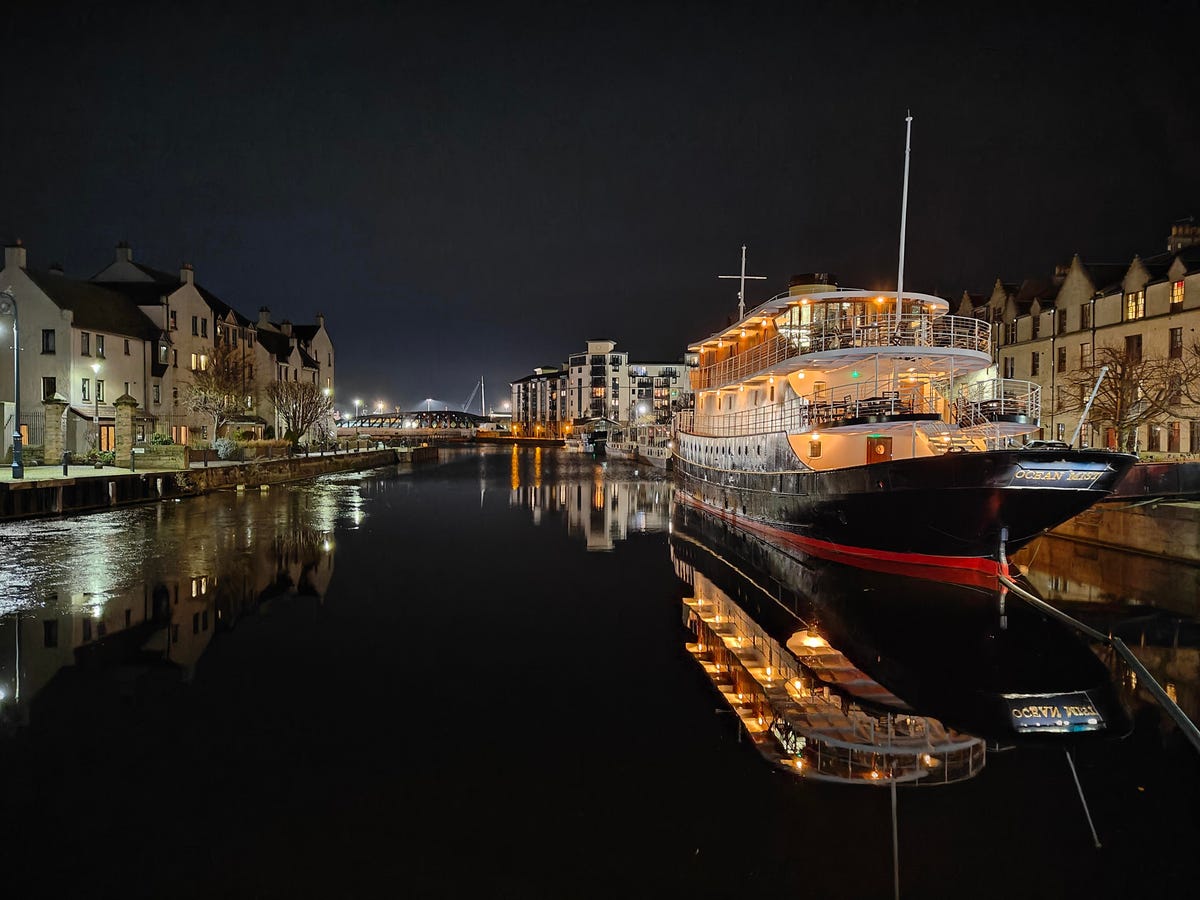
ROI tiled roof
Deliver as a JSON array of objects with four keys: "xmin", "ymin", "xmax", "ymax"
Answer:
[
  {"xmin": 25, "ymin": 269, "xmax": 161, "ymax": 340},
  {"xmin": 255, "ymin": 328, "xmax": 294, "ymax": 362}
]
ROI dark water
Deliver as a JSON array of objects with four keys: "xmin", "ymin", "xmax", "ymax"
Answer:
[{"xmin": 0, "ymin": 446, "xmax": 1197, "ymax": 898}]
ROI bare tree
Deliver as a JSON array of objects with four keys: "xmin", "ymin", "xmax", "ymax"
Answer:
[
  {"xmin": 265, "ymin": 381, "xmax": 334, "ymax": 442},
  {"xmin": 1059, "ymin": 344, "xmax": 1197, "ymax": 452},
  {"xmin": 183, "ymin": 341, "xmax": 256, "ymax": 439}
]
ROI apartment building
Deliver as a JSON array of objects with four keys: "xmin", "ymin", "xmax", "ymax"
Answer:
[
  {"xmin": 959, "ymin": 220, "xmax": 1200, "ymax": 454},
  {"xmin": 0, "ymin": 240, "xmax": 336, "ymax": 456}
]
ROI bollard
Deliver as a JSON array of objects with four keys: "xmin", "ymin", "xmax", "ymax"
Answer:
[
  {"xmin": 62, "ymin": 451, "xmax": 70, "ymax": 476},
  {"xmin": 130, "ymin": 450, "xmax": 136, "ymax": 472}
]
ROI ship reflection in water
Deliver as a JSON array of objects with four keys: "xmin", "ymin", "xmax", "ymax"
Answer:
[
  {"xmin": 0, "ymin": 484, "xmax": 339, "ymax": 731},
  {"xmin": 671, "ymin": 496, "xmax": 1132, "ymax": 786}
]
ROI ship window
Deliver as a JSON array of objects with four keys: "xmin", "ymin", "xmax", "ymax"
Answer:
[{"xmin": 808, "ymin": 440, "xmax": 822, "ymax": 459}]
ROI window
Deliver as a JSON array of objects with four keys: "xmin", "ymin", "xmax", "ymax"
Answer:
[
  {"xmin": 124, "ymin": 339, "xmax": 130, "ymax": 355},
  {"xmin": 199, "ymin": 354, "xmax": 209, "ymax": 371},
  {"xmin": 1031, "ymin": 316, "xmax": 1040, "ymax": 339},
  {"xmin": 191, "ymin": 352, "xmax": 199, "ymax": 370},
  {"xmin": 1192, "ymin": 421, "xmax": 1200, "ymax": 454},
  {"xmin": 97, "ymin": 380, "xmax": 104, "ymax": 402},
  {"xmin": 191, "ymin": 315, "xmax": 198, "ymax": 335},
  {"xmin": 95, "ymin": 335, "xmax": 105, "ymax": 358},
  {"xmin": 153, "ymin": 383, "xmax": 161, "ymax": 403},
  {"xmin": 1057, "ymin": 346, "xmax": 1067, "ymax": 372},
  {"xmin": 81, "ymin": 378, "xmax": 90, "ymax": 402},
  {"xmin": 80, "ymin": 331, "xmax": 90, "ymax": 355},
  {"xmin": 169, "ymin": 310, "xmax": 177, "ymax": 330},
  {"xmin": 158, "ymin": 342, "xmax": 169, "ymax": 364},
  {"xmin": 1170, "ymin": 327, "xmax": 1183, "ymax": 359},
  {"xmin": 813, "ymin": 380, "xmax": 828, "ymax": 400},
  {"xmin": 1057, "ymin": 310, "xmax": 1066, "ymax": 335},
  {"xmin": 201, "ymin": 318, "xmax": 207, "ymax": 338},
  {"xmin": 1030, "ymin": 352, "xmax": 1040, "ymax": 376},
  {"xmin": 1003, "ymin": 356, "xmax": 1015, "ymax": 378},
  {"xmin": 172, "ymin": 349, "xmax": 178, "ymax": 367},
  {"xmin": 1148, "ymin": 426, "xmax": 1161, "ymax": 452},
  {"xmin": 172, "ymin": 386, "xmax": 179, "ymax": 404},
  {"xmin": 1080, "ymin": 304, "xmax": 1091, "ymax": 330},
  {"xmin": 1125, "ymin": 290, "xmax": 1145, "ymax": 321},
  {"xmin": 1125, "ymin": 334, "xmax": 1142, "ymax": 364},
  {"xmin": 1171, "ymin": 280, "xmax": 1184, "ymax": 313},
  {"xmin": 1169, "ymin": 375, "xmax": 1183, "ymax": 406},
  {"xmin": 808, "ymin": 439, "xmax": 822, "ymax": 459},
  {"xmin": 1004, "ymin": 321, "xmax": 1016, "ymax": 344},
  {"xmin": 1169, "ymin": 422, "xmax": 1181, "ymax": 452},
  {"xmin": 1081, "ymin": 342, "xmax": 1091, "ymax": 368},
  {"xmin": 41, "ymin": 329, "xmax": 55, "ymax": 353},
  {"xmin": 41, "ymin": 376, "xmax": 56, "ymax": 400}
]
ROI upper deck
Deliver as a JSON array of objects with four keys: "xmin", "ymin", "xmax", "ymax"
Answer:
[{"xmin": 690, "ymin": 289, "xmax": 991, "ymax": 391}]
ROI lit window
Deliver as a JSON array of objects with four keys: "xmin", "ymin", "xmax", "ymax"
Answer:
[
  {"xmin": 1125, "ymin": 290, "xmax": 1145, "ymax": 321},
  {"xmin": 1171, "ymin": 280, "xmax": 1184, "ymax": 312}
]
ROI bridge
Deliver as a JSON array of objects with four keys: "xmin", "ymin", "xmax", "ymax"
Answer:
[{"xmin": 335, "ymin": 409, "xmax": 490, "ymax": 440}]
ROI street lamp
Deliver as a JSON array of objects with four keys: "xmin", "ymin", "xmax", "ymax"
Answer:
[
  {"xmin": 353, "ymin": 398, "xmax": 361, "ymax": 420},
  {"xmin": 0, "ymin": 288, "xmax": 21, "ymax": 478},
  {"xmin": 91, "ymin": 361, "xmax": 101, "ymax": 467}
]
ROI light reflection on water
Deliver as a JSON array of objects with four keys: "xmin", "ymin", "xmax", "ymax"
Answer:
[{"xmin": 0, "ymin": 448, "xmax": 1196, "ymax": 897}]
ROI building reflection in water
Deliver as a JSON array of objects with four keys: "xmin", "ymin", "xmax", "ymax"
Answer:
[
  {"xmin": 0, "ymin": 483, "xmax": 341, "ymax": 730},
  {"xmin": 670, "ymin": 495, "xmax": 1133, "ymax": 782},
  {"xmin": 1014, "ymin": 532, "xmax": 1200, "ymax": 740},
  {"xmin": 508, "ymin": 452, "xmax": 670, "ymax": 551}
]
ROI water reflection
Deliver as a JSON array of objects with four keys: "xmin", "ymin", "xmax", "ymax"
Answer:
[
  {"xmin": 507, "ymin": 451, "xmax": 671, "ymax": 550},
  {"xmin": 0, "ymin": 481, "xmax": 342, "ymax": 729},
  {"xmin": 671, "ymin": 496, "xmax": 1130, "ymax": 760},
  {"xmin": 1014, "ymin": 532, "xmax": 1200, "ymax": 736}
]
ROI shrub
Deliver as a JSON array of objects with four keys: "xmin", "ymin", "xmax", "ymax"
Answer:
[
  {"xmin": 213, "ymin": 436, "xmax": 239, "ymax": 460},
  {"xmin": 150, "ymin": 432, "xmax": 174, "ymax": 445}
]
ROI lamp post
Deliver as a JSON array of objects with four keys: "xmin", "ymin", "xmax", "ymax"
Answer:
[
  {"xmin": 91, "ymin": 361, "xmax": 101, "ymax": 467},
  {"xmin": 353, "ymin": 398, "xmax": 361, "ymax": 420},
  {"xmin": 0, "ymin": 289, "xmax": 21, "ymax": 478}
]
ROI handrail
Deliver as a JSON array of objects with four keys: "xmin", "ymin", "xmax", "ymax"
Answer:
[{"xmin": 691, "ymin": 313, "xmax": 991, "ymax": 391}]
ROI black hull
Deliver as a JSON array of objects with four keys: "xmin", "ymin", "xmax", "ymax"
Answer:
[{"xmin": 675, "ymin": 446, "xmax": 1136, "ymax": 560}]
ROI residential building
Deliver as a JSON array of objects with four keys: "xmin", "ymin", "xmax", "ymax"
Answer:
[{"xmin": 961, "ymin": 220, "xmax": 1200, "ymax": 454}]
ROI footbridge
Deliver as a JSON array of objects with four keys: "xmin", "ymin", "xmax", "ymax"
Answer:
[{"xmin": 335, "ymin": 410, "xmax": 489, "ymax": 441}]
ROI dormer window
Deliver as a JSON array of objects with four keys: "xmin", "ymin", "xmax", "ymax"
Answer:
[
  {"xmin": 1125, "ymin": 290, "xmax": 1145, "ymax": 321},
  {"xmin": 1171, "ymin": 280, "xmax": 1184, "ymax": 313}
]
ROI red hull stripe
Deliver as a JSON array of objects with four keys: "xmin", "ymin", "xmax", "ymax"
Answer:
[{"xmin": 677, "ymin": 491, "xmax": 1010, "ymax": 588}]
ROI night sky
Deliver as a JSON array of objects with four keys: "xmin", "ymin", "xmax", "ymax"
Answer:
[{"xmin": 5, "ymin": 1, "xmax": 1200, "ymax": 411}]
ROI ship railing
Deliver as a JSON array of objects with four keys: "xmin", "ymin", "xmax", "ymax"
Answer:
[
  {"xmin": 691, "ymin": 313, "xmax": 991, "ymax": 391},
  {"xmin": 952, "ymin": 378, "xmax": 1041, "ymax": 428},
  {"xmin": 678, "ymin": 379, "xmax": 946, "ymax": 438}
]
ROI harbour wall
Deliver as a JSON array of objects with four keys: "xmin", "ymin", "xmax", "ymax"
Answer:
[{"xmin": 0, "ymin": 447, "xmax": 437, "ymax": 521}]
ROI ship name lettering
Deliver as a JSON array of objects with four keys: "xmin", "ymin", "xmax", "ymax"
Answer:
[{"xmin": 1014, "ymin": 470, "xmax": 1065, "ymax": 481}]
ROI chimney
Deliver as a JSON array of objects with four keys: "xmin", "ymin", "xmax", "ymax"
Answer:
[
  {"xmin": 4, "ymin": 239, "xmax": 27, "ymax": 270},
  {"xmin": 258, "ymin": 306, "xmax": 271, "ymax": 328},
  {"xmin": 1052, "ymin": 263, "xmax": 1069, "ymax": 286},
  {"xmin": 180, "ymin": 262, "xmax": 194, "ymax": 285},
  {"xmin": 1168, "ymin": 217, "xmax": 1200, "ymax": 253},
  {"xmin": 315, "ymin": 312, "xmax": 325, "ymax": 330},
  {"xmin": 116, "ymin": 241, "xmax": 133, "ymax": 263},
  {"xmin": 280, "ymin": 320, "xmax": 293, "ymax": 337}
]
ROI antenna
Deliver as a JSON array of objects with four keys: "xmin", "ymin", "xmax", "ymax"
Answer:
[{"xmin": 718, "ymin": 245, "xmax": 767, "ymax": 320}]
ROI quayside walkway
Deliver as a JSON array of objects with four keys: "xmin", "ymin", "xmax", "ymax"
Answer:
[{"xmin": 0, "ymin": 445, "xmax": 436, "ymax": 521}]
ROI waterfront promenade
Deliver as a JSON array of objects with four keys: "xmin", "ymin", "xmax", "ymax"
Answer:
[{"xmin": 0, "ymin": 446, "xmax": 435, "ymax": 520}]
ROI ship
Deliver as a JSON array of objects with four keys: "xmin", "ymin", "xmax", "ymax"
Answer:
[{"xmin": 673, "ymin": 272, "xmax": 1136, "ymax": 571}]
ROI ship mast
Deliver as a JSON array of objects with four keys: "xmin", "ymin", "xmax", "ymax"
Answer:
[
  {"xmin": 719, "ymin": 245, "xmax": 767, "ymax": 321},
  {"xmin": 895, "ymin": 112, "xmax": 913, "ymax": 334}
]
